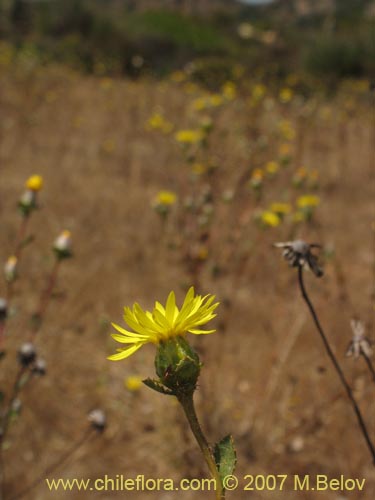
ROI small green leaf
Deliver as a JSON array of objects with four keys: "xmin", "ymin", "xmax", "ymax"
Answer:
[
  {"xmin": 142, "ymin": 378, "xmax": 175, "ymax": 396},
  {"xmin": 214, "ymin": 435, "xmax": 237, "ymax": 487}
]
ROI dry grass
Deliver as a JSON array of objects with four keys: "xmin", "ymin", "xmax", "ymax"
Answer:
[{"xmin": 0, "ymin": 63, "xmax": 374, "ymax": 499}]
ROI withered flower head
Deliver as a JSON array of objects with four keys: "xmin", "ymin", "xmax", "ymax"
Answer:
[
  {"xmin": 346, "ymin": 319, "xmax": 373, "ymax": 359},
  {"xmin": 274, "ymin": 240, "xmax": 323, "ymax": 277}
]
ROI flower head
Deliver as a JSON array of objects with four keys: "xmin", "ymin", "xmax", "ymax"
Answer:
[
  {"xmin": 108, "ymin": 287, "xmax": 218, "ymax": 361},
  {"xmin": 53, "ymin": 230, "xmax": 73, "ymax": 259},
  {"xmin": 26, "ymin": 174, "xmax": 43, "ymax": 192},
  {"xmin": 274, "ymin": 240, "xmax": 323, "ymax": 277},
  {"xmin": 346, "ymin": 319, "xmax": 373, "ymax": 359},
  {"xmin": 260, "ymin": 210, "xmax": 280, "ymax": 228}
]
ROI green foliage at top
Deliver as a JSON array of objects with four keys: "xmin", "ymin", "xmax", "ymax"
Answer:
[{"xmin": 0, "ymin": 0, "xmax": 373, "ymax": 82}]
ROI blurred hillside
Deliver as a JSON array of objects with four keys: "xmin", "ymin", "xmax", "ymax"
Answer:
[{"xmin": 0, "ymin": 0, "xmax": 374, "ymax": 85}]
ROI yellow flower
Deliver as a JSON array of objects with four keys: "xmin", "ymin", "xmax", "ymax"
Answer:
[
  {"xmin": 279, "ymin": 143, "xmax": 292, "ymax": 157},
  {"xmin": 251, "ymin": 168, "xmax": 264, "ymax": 180},
  {"xmin": 297, "ymin": 195, "xmax": 320, "ymax": 209},
  {"xmin": 278, "ymin": 120, "xmax": 295, "ymax": 141},
  {"xmin": 270, "ymin": 202, "xmax": 292, "ymax": 215},
  {"xmin": 192, "ymin": 97, "xmax": 208, "ymax": 111},
  {"xmin": 191, "ymin": 163, "xmax": 207, "ymax": 175},
  {"xmin": 26, "ymin": 175, "xmax": 43, "ymax": 192},
  {"xmin": 279, "ymin": 87, "xmax": 293, "ymax": 103},
  {"xmin": 147, "ymin": 113, "xmax": 173, "ymax": 134},
  {"xmin": 222, "ymin": 81, "xmax": 237, "ymax": 100},
  {"xmin": 175, "ymin": 129, "xmax": 204, "ymax": 144},
  {"xmin": 125, "ymin": 376, "xmax": 143, "ymax": 392},
  {"xmin": 108, "ymin": 287, "xmax": 219, "ymax": 361},
  {"xmin": 209, "ymin": 94, "xmax": 223, "ymax": 107},
  {"xmin": 265, "ymin": 161, "xmax": 280, "ymax": 175},
  {"xmin": 155, "ymin": 190, "xmax": 177, "ymax": 206},
  {"xmin": 252, "ymin": 84, "xmax": 267, "ymax": 100},
  {"xmin": 260, "ymin": 211, "xmax": 281, "ymax": 227}
]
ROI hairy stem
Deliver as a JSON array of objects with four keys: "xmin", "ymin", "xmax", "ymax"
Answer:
[
  {"xmin": 297, "ymin": 266, "xmax": 375, "ymax": 464},
  {"xmin": 178, "ymin": 393, "xmax": 224, "ymax": 499}
]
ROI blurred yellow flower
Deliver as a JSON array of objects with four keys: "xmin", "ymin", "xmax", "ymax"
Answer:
[
  {"xmin": 175, "ymin": 129, "xmax": 204, "ymax": 144},
  {"xmin": 279, "ymin": 87, "xmax": 293, "ymax": 103},
  {"xmin": 155, "ymin": 190, "xmax": 177, "ymax": 206},
  {"xmin": 252, "ymin": 84, "xmax": 267, "ymax": 100},
  {"xmin": 108, "ymin": 287, "xmax": 219, "ymax": 361},
  {"xmin": 270, "ymin": 202, "xmax": 292, "ymax": 216},
  {"xmin": 222, "ymin": 81, "xmax": 237, "ymax": 101},
  {"xmin": 26, "ymin": 175, "xmax": 43, "ymax": 192},
  {"xmin": 278, "ymin": 120, "xmax": 296, "ymax": 141},
  {"xmin": 279, "ymin": 143, "xmax": 292, "ymax": 157},
  {"xmin": 297, "ymin": 195, "xmax": 320, "ymax": 209},
  {"xmin": 210, "ymin": 94, "xmax": 223, "ymax": 107},
  {"xmin": 147, "ymin": 113, "xmax": 173, "ymax": 134},
  {"xmin": 260, "ymin": 210, "xmax": 281, "ymax": 227},
  {"xmin": 191, "ymin": 163, "xmax": 207, "ymax": 175},
  {"xmin": 266, "ymin": 161, "xmax": 280, "ymax": 175},
  {"xmin": 125, "ymin": 376, "xmax": 143, "ymax": 392}
]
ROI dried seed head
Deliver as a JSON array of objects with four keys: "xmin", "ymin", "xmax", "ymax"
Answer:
[
  {"xmin": 88, "ymin": 409, "xmax": 106, "ymax": 432},
  {"xmin": 18, "ymin": 342, "xmax": 36, "ymax": 367},
  {"xmin": 32, "ymin": 357, "xmax": 47, "ymax": 376},
  {"xmin": 0, "ymin": 298, "xmax": 8, "ymax": 322},
  {"xmin": 346, "ymin": 319, "xmax": 373, "ymax": 359},
  {"xmin": 274, "ymin": 240, "xmax": 323, "ymax": 277}
]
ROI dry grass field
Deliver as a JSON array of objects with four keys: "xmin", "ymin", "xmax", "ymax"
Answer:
[{"xmin": 0, "ymin": 59, "xmax": 374, "ymax": 499}]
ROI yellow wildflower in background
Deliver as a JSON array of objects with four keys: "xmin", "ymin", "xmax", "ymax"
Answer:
[
  {"xmin": 252, "ymin": 84, "xmax": 266, "ymax": 100},
  {"xmin": 222, "ymin": 81, "xmax": 237, "ymax": 101},
  {"xmin": 209, "ymin": 94, "xmax": 223, "ymax": 107},
  {"xmin": 278, "ymin": 120, "xmax": 296, "ymax": 141},
  {"xmin": 270, "ymin": 202, "xmax": 292, "ymax": 216},
  {"xmin": 108, "ymin": 287, "xmax": 219, "ymax": 361},
  {"xmin": 265, "ymin": 161, "xmax": 280, "ymax": 175},
  {"xmin": 147, "ymin": 113, "xmax": 173, "ymax": 134},
  {"xmin": 260, "ymin": 210, "xmax": 281, "ymax": 228},
  {"xmin": 26, "ymin": 175, "xmax": 43, "ymax": 192},
  {"xmin": 155, "ymin": 190, "xmax": 177, "ymax": 206},
  {"xmin": 125, "ymin": 376, "xmax": 143, "ymax": 392},
  {"xmin": 297, "ymin": 194, "xmax": 320, "ymax": 209},
  {"xmin": 191, "ymin": 163, "xmax": 207, "ymax": 176},
  {"xmin": 175, "ymin": 129, "xmax": 204, "ymax": 145},
  {"xmin": 279, "ymin": 87, "xmax": 293, "ymax": 103}
]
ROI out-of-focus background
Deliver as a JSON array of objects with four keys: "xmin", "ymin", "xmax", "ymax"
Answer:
[{"xmin": 0, "ymin": 0, "xmax": 374, "ymax": 498}]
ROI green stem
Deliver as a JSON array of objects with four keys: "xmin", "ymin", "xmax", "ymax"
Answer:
[{"xmin": 178, "ymin": 393, "xmax": 224, "ymax": 500}]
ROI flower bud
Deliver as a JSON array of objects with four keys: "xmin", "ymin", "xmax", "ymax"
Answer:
[
  {"xmin": 88, "ymin": 409, "xmax": 107, "ymax": 432},
  {"xmin": 4, "ymin": 256, "xmax": 18, "ymax": 283},
  {"xmin": 155, "ymin": 336, "xmax": 201, "ymax": 396},
  {"xmin": 53, "ymin": 230, "xmax": 73, "ymax": 260},
  {"xmin": 18, "ymin": 190, "xmax": 37, "ymax": 216}
]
